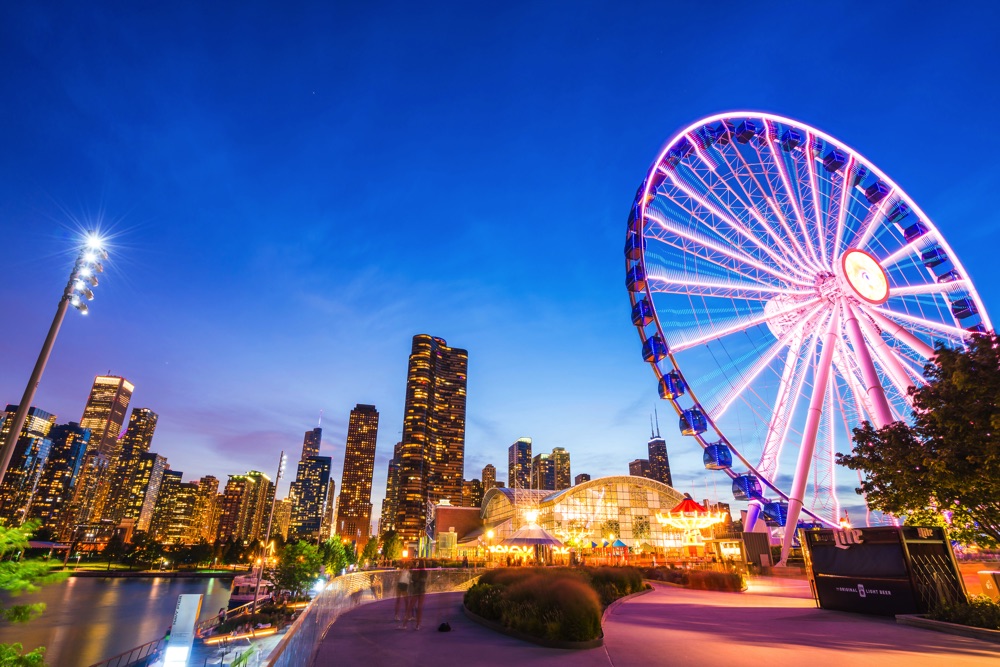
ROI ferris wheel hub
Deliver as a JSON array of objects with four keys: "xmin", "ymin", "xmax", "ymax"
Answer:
[{"xmin": 840, "ymin": 248, "xmax": 890, "ymax": 305}]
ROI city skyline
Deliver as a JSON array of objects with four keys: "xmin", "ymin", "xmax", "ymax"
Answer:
[{"xmin": 3, "ymin": 3, "xmax": 1000, "ymax": 527}]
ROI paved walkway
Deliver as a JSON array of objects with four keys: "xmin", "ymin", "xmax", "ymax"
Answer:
[{"xmin": 315, "ymin": 578, "xmax": 999, "ymax": 666}]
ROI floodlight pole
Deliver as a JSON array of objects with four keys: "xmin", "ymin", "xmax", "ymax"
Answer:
[
  {"xmin": 253, "ymin": 450, "xmax": 286, "ymax": 617},
  {"xmin": 0, "ymin": 238, "xmax": 105, "ymax": 489}
]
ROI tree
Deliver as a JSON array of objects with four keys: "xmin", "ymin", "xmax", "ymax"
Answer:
[
  {"xmin": 320, "ymin": 537, "xmax": 348, "ymax": 575},
  {"xmin": 272, "ymin": 541, "xmax": 322, "ymax": 598},
  {"xmin": 104, "ymin": 533, "xmax": 126, "ymax": 571},
  {"xmin": 379, "ymin": 530, "xmax": 402, "ymax": 562},
  {"xmin": 344, "ymin": 542, "xmax": 358, "ymax": 567},
  {"xmin": 837, "ymin": 332, "xmax": 1000, "ymax": 546},
  {"xmin": 0, "ymin": 520, "xmax": 68, "ymax": 666},
  {"xmin": 359, "ymin": 539, "xmax": 379, "ymax": 567}
]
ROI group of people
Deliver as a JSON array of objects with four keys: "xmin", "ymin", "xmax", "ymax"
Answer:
[{"xmin": 393, "ymin": 560, "xmax": 429, "ymax": 630}]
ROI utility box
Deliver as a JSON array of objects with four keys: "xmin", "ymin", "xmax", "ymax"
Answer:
[
  {"xmin": 800, "ymin": 526, "xmax": 966, "ymax": 616},
  {"xmin": 979, "ymin": 571, "xmax": 1000, "ymax": 602}
]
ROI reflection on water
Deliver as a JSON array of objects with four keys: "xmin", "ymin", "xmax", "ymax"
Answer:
[{"xmin": 0, "ymin": 576, "xmax": 232, "ymax": 666}]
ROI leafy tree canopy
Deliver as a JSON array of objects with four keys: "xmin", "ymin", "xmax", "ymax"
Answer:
[
  {"xmin": 359, "ymin": 538, "xmax": 379, "ymax": 566},
  {"xmin": 272, "ymin": 541, "xmax": 322, "ymax": 597},
  {"xmin": 379, "ymin": 530, "xmax": 402, "ymax": 561},
  {"xmin": 320, "ymin": 537, "xmax": 348, "ymax": 574},
  {"xmin": 837, "ymin": 333, "xmax": 1000, "ymax": 546},
  {"xmin": 0, "ymin": 521, "xmax": 68, "ymax": 666}
]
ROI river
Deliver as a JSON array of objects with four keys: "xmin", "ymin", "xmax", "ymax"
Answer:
[{"xmin": 0, "ymin": 575, "xmax": 233, "ymax": 667}]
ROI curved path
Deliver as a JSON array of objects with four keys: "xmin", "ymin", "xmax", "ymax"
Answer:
[{"xmin": 315, "ymin": 579, "xmax": 998, "ymax": 666}]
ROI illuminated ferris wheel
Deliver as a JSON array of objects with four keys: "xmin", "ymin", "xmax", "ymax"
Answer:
[{"xmin": 624, "ymin": 112, "xmax": 991, "ymax": 564}]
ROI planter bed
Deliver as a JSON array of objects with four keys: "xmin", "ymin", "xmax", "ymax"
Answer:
[{"xmin": 896, "ymin": 614, "xmax": 1000, "ymax": 644}]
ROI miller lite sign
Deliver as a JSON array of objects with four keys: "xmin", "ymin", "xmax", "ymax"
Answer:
[{"xmin": 833, "ymin": 528, "xmax": 863, "ymax": 549}]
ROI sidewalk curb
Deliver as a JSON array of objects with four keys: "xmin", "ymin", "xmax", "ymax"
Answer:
[
  {"xmin": 895, "ymin": 614, "xmax": 1000, "ymax": 645},
  {"xmin": 602, "ymin": 587, "xmax": 654, "ymax": 623},
  {"xmin": 461, "ymin": 604, "xmax": 604, "ymax": 650}
]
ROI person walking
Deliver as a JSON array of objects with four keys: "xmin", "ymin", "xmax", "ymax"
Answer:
[
  {"xmin": 409, "ymin": 559, "xmax": 429, "ymax": 630},
  {"xmin": 395, "ymin": 563, "xmax": 411, "ymax": 626}
]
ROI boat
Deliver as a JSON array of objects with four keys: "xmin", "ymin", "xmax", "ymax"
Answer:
[{"xmin": 228, "ymin": 573, "xmax": 274, "ymax": 610}]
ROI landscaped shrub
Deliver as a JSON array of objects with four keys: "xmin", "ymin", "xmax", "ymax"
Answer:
[
  {"xmin": 641, "ymin": 566, "xmax": 689, "ymax": 585},
  {"xmin": 928, "ymin": 595, "xmax": 1000, "ymax": 630},
  {"xmin": 583, "ymin": 567, "xmax": 646, "ymax": 606},
  {"xmin": 465, "ymin": 569, "xmax": 602, "ymax": 642},
  {"xmin": 686, "ymin": 570, "xmax": 746, "ymax": 592}
]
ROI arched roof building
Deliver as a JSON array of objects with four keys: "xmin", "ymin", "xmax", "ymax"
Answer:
[{"xmin": 480, "ymin": 475, "xmax": 687, "ymax": 549}]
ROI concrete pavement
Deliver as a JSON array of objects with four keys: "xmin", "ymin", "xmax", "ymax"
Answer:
[{"xmin": 315, "ymin": 578, "xmax": 999, "ymax": 666}]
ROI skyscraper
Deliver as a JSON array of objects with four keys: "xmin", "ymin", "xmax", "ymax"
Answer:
[
  {"xmin": 574, "ymin": 473, "xmax": 591, "ymax": 485},
  {"xmin": 301, "ymin": 427, "xmax": 322, "ymax": 459},
  {"xmin": 79, "ymin": 376, "xmax": 134, "ymax": 458},
  {"xmin": 530, "ymin": 453, "xmax": 554, "ymax": 491},
  {"xmin": 151, "ymin": 469, "xmax": 183, "ymax": 541},
  {"xmin": 289, "ymin": 456, "xmax": 331, "ymax": 540},
  {"xmin": 0, "ymin": 405, "xmax": 55, "ymax": 525},
  {"xmin": 122, "ymin": 452, "xmax": 168, "ymax": 533},
  {"xmin": 461, "ymin": 478, "xmax": 483, "ymax": 507},
  {"xmin": 629, "ymin": 458, "xmax": 652, "ymax": 478},
  {"xmin": 551, "ymin": 447, "xmax": 571, "ymax": 490},
  {"xmin": 103, "ymin": 408, "xmax": 159, "ymax": 525},
  {"xmin": 379, "ymin": 442, "xmax": 402, "ymax": 534},
  {"xmin": 337, "ymin": 404, "xmax": 379, "ymax": 545},
  {"xmin": 395, "ymin": 335, "xmax": 468, "ymax": 547},
  {"xmin": 192, "ymin": 476, "xmax": 219, "ymax": 543},
  {"xmin": 647, "ymin": 417, "xmax": 673, "ymax": 487},
  {"xmin": 26, "ymin": 422, "xmax": 90, "ymax": 531},
  {"xmin": 217, "ymin": 471, "xmax": 274, "ymax": 543},
  {"xmin": 507, "ymin": 438, "xmax": 531, "ymax": 491},
  {"xmin": 482, "ymin": 464, "xmax": 497, "ymax": 492}
]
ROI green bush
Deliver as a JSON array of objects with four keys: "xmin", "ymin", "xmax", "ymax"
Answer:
[
  {"xmin": 642, "ymin": 566, "xmax": 689, "ymax": 586},
  {"xmin": 583, "ymin": 567, "xmax": 645, "ymax": 606},
  {"xmin": 928, "ymin": 595, "xmax": 1000, "ymax": 630},
  {"xmin": 686, "ymin": 570, "xmax": 746, "ymax": 592},
  {"xmin": 465, "ymin": 569, "xmax": 602, "ymax": 642}
]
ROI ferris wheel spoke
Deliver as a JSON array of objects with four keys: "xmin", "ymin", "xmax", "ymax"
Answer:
[
  {"xmin": 757, "ymin": 315, "xmax": 823, "ymax": 480},
  {"xmin": 645, "ymin": 211, "xmax": 814, "ymax": 287},
  {"xmin": 856, "ymin": 312, "xmax": 918, "ymax": 406},
  {"xmin": 887, "ymin": 280, "xmax": 968, "ymax": 298},
  {"xmin": 646, "ymin": 273, "xmax": 810, "ymax": 300},
  {"xmin": 802, "ymin": 131, "xmax": 829, "ymax": 267},
  {"xmin": 664, "ymin": 172, "xmax": 817, "ymax": 282},
  {"xmin": 859, "ymin": 306, "xmax": 936, "ymax": 358},
  {"xmin": 846, "ymin": 193, "xmax": 897, "ymax": 257},
  {"xmin": 878, "ymin": 234, "xmax": 935, "ymax": 270},
  {"xmin": 706, "ymin": 302, "xmax": 827, "ymax": 419},
  {"xmin": 829, "ymin": 155, "xmax": 857, "ymax": 265},
  {"xmin": 833, "ymin": 340, "xmax": 875, "ymax": 425},
  {"xmin": 671, "ymin": 297, "xmax": 822, "ymax": 353},
  {"xmin": 695, "ymin": 143, "xmax": 810, "ymax": 273},
  {"xmin": 757, "ymin": 132, "xmax": 826, "ymax": 273},
  {"xmin": 866, "ymin": 304, "xmax": 970, "ymax": 340}
]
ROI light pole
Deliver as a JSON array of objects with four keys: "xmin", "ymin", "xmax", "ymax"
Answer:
[
  {"xmin": 252, "ymin": 450, "xmax": 286, "ymax": 618},
  {"xmin": 0, "ymin": 233, "xmax": 107, "ymax": 488}
]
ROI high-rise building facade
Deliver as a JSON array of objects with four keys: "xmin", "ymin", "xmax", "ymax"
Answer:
[
  {"xmin": 379, "ymin": 442, "xmax": 402, "ymax": 534},
  {"xmin": 125, "ymin": 453, "xmax": 168, "ymax": 533},
  {"xmin": 273, "ymin": 498, "xmax": 293, "ymax": 540},
  {"xmin": 27, "ymin": 423, "xmax": 90, "ymax": 531},
  {"xmin": 530, "ymin": 453, "xmax": 555, "ymax": 491},
  {"xmin": 629, "ymin": 458, "xmax": 652, "ymax": 478},
  {"xmin": 0, "ymin": 405, "xmax": 55, "ymax": 525},
  {"xmin": 647, "ymin": 428, "xmax": 673, "ymax": 487},
  {"xmin": 507, "ymin": 438, "xmax": 531, "ymax": 490},
  {"xmin": 337, "ymin": 404, "xmax": 379, "ymax": 545},
  {"xmin": 482, "ymin": 464, "xmax": 497, "ymax": 492},
  {"xmin": 192, "ymin": 476, "xmax": 219, "ymax": 543},
  {"xmin": 551, "ymin": 447, "xmax": 571, "ymax": 490},
  {"xmin": 79, "ymin": 376, "xmax": 134, "ymax": 458},
  {"xmin": 574, "ymin": 473, "xmax": 591, "ymax": 485},
  {"xmin": 151, "ymin": 470, "xmax": 183, "ymax": 541},
  {"xmin": 289, "ymin": 456, "xmax": 331, "ymax": 540},
  {"xmin": 301, "ymin": 427, "xmax": 322, "ymax": 459},
  {"xmin": 461, "ymin": 478, "xmax": 483, "ymax": 507},
  {"xmin": 395, "ymin": 335, "xmax": 468, "ymax": 547},
  {"xmin": 103, "ymin": 408, "xmax": 159, "ymax": 525},
  {"xmin": 217, "ymin": 471, "xmax": 274, "ymax": 543}
]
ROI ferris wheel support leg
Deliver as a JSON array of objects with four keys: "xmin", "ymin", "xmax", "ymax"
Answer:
[
  {"xmin": 744, "ymin": 499, "xmax": 764, "ymax": 533},
  {"xmin": 862, "ymin": 307, "xmax": 935, "ymax": 359},
  {"xmin": 778, "ymin": 308, "xmax": 841, "ymax": 567},
  {"xmin": 843, "ymin": 299, "xmax": 893, "ymax": 428}
]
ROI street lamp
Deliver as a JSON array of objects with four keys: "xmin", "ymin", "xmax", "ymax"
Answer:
[
  {"xmin": 0, "ymin": 232, "xmax": 108, "ymax": 488},
  {"xmin": 252, "ymin": 450, "xmax": 286, "ymax": 618}
]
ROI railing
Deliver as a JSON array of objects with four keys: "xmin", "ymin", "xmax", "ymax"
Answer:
[
  {"xmin": 196, "ymin": 593, "xmax": 274, "ymax": 635},
  {"xmin": 266, "ymin": 568, "xmax": 482, "ymax": 667},
  {"xmin": 87, "ymin": 638, "xmax": 163, "ymax": 667}
]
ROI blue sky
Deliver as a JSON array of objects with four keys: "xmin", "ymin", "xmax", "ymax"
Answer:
[{"xmin": 2, "ymin": 2, "xmax": 998, "ymax": 524}]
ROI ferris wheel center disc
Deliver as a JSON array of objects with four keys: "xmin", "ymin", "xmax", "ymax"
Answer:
[{"xmin": 841, "ymin": 249, "xmax": 890, "ymax": 305}]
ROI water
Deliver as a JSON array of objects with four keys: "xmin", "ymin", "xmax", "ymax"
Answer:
[{"xmin": 0, "ymin": 575, "xmax": 233, "ymax": 667}]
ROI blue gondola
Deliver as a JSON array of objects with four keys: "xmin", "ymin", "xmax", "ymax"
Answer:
[
  {"xmin": 887, "ymin": 201, "xmax": 910, "ymax": 224},
  {"xmin": 665, "ymin": 138, "xmax": 693, "ymax": 167},
  {"xmin": 865, "ymin": 181, "xmax": 889, "ymax": 205},
  {"xmin": 732, "ymin": 474, "xmax": 763, "ymax": 501},
  {"xmin": 852, "ymin": 165, "xmax": 869, "ymax": 188},
  {"xmin": 699, "ymin": 125, "xmax": 719, "ymax": 147},
  {"xmin": 735, "ymin": 120, "xmax": 758, "ymax": 144},
  {"xmin": 822, "ymin": 149, "xmax": 847, "ymax": 172},
  {"xmin": 642, "ymin": 335, "xmax": 669, "ymax": 363},
  {"xmin": 967, "ymin": 323, "xmax": 987, "ymax": 334},
  {"xmin": 762, "ymin": 501, "xmax": 789, "ymax": 526},
  {"xmin": 921, "ymin": 247, "xmax": 947, "ymax": 268},
  {"xmin": 951, "ymin": 297, "xmax": 978, "ymax": 320},
  {"xmin": 658, "ymin": 371, "xmax": 687, "ymax": 400},
  {"xmin": 703, "ymin": 443, "xmax": 733, "ymax": 470},
  {"xmin": 647, "ymin": 167, "xmax": 668, "ymax": 190},
  {"xmin": 631, "ymin": 298, "xmax": 654, "ymax": 327},
  {"xmin": 624, "ymin": 234, "xmax": 645, "ymax": 261},
  {"xmin": 903, "ymin": 222, "xmax": 928, "ymax": 243},
  {"xmin": 779, "ymin": 128, "xmax": 801, "ymax": 151},
  {"xmin": 679, "ymin": 408, "xmax": 707, "ymax": 436},
  {"xmin": 937, "ymin": 270, "xmax": 961, "ymax": 284},
  {"xmin": 626, "ymin": 264, "xmax": 646, "ymax": 292},
  {"xmin": 714, "ymin": 120, "xmax": 735, "ymax": 146}
]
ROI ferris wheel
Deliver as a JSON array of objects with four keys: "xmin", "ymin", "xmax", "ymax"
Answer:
[{"xmin": 624, "ymin": 112, "xmax": 991, "ymax": 564}]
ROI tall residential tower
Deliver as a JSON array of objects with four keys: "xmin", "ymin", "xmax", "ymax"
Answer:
[{"xmin": 336, "ymin": 404, "xmax": 379, "ymax": 545}]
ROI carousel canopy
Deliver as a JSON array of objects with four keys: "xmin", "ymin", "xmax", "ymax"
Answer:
[
  {"xmin": 670, "ymin": 496, "xmax": 709, "ymax": 514},
  {"xmin": 500, "ymin": 525, "xmax": 564, "ymax": 547}
]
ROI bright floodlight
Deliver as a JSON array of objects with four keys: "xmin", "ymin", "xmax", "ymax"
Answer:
[{"xmin": 85, "ymin": 232, "xmax": 105, "ymax": 250}]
